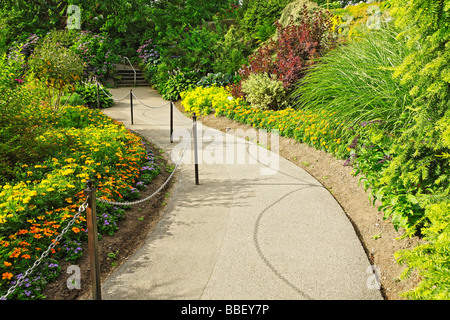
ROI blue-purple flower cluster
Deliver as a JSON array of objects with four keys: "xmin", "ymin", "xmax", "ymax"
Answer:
[
  {"xmin": 1, "ymin": 260, "xmax": 60, "ymax": 300},
  {"xmin": 61, "ymin": 239, "xmax": 83, "ymax": 262},
  {"xmin": 138, "ymin": 141, "xmax": 161, "ymax": 185},
  {"xmin": 137, "ymin": 39, "xmax": 160, "ymax": 66}
]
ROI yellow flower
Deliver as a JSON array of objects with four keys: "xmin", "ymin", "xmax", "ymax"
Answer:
[{"xmin": 61, "ymin": 169, "xmax": 74, "ymax": 176}]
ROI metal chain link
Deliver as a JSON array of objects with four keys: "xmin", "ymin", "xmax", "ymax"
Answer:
[
  {"xmin": 98, "ymin": 129, "xmax": 193, "ymax": 207},
  {"xmin": 0, "ymin": 197, "xmax": 90, "ymax": 300},
  {"xmin": 97, "ymin": 81, "xmax": 130, "ymax": 101},
  {"xmin": 131, "ymin": 92, "xmax": 170, "ymax": 109},
  {"xmin": 173, "ymin": 106, "xmax": 193, "ymax": 124}
]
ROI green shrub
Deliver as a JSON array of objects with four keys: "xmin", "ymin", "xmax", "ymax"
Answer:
[
  {"xmin": 238, "ymin": 0, "xmax": 292, "ymax": 45},
  {"xmin": 75, "ymin": 81, "xmax": 114, "ymax": 109},
  {"xmin": 241, "ymin": 73, "xmax": 287, "ymax": 110},
  {"xmin": 379, "ymin": 0, "xmax": 450, "ymax": 225},
  {"xmin": 60, "ymin": 92, "xmax": 86, "ymax": 108},
  {"xmin": 197, "ymin": 72, "xmax": 237, "ymax": 88},
  {"xmin": 159, "ymin": 69, "xmax": 201, "ymax": 101},
  {"xmin": 212, "ymin": 25, "xmax": 250, "ymax": 74},
  {"xmin": 395, "ymin": 199, "xmax": 450, "ymax": 300}
]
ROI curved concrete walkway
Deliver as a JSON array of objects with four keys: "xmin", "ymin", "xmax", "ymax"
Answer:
[{"xmin": 99, "ymin": 86, "xmax": 383, "ymax": 300}]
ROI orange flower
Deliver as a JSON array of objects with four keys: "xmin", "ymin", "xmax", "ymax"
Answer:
[
  {"xmin": 4, "ymin": 261, "xmax": 12, "ymax": 267},
  {"xmin": 2, "ymin": 272, "xmax": 13, "ymax": 280},
  {"xmin": 9, "ymin": 248, "xmax": 21, "ymax": 258},
  {"xmin": 21, "ymin": 254, "xmax": 31, "ymax": 259},
  {"xmin": 72, "ymin": 227, "xmax": 80, "ymax": 234}
]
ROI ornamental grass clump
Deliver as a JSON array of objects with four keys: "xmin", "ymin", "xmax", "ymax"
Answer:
[{"xmin": 292, "ymin": 26, "xmax": 414, "ymax": 133}]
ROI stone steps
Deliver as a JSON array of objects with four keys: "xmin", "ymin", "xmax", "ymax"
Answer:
[{"xmin": 116, "ymin": 67, "xmax": 148, "ymax": 87}]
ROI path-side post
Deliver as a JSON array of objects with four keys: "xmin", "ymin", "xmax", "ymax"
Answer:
[
  {"xmin": 130, "ymin": 89, "xmax": 134, "ymax": 125},
  {"xmin": 84, "ymin": 180, "xmax": 101, "ymax": 300},
  {"xmin": 193, "ymin": 112, "xmax": 199, "ymax": 185},
  {"xmin": 170, "ymin": 100, "xmax": 174, "ymax": 143},
  {"xmin": 96, "ymin": 80, "xmax": 100, "ymax": 109}
]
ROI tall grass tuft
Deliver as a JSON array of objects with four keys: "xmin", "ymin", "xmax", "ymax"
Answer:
[{"xmin": 291, "ymin": 27, "xmax": 414, "ymax": 133}]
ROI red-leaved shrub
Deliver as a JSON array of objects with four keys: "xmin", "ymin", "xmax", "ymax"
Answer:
[{"xmin": 231, "ymin": 5, "xmax": 336, "ymax": 99}]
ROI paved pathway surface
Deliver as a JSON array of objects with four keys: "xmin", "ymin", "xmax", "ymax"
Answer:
[{"xmin": 98, "ymin": 86, "xmax": 383, "ymax": 300}]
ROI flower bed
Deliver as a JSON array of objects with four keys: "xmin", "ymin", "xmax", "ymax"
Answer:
[
  {"xmin": 182, "ymin": 86, "xmax": 357, "ymax": 157},
  {"xmin": 0, "ymin": 105, "xmax": 160, "ymax": 299}
]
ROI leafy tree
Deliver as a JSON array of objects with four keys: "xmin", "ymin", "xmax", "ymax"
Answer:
[
  {"xmin": 0, "ymin": 0, "xmax": 66, "ymax": 47},
  {"xmin": 238, "ymin": 0, "xmax": 293, "ymax": 45},
  {"xmin": 28, "ymin": 35, "xmax": 84, "ymax": 112}
]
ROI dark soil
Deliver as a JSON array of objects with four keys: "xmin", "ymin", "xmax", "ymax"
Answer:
[{"xmin": 42, "ymin": 140, "xmax": 177, "ymax": 300}]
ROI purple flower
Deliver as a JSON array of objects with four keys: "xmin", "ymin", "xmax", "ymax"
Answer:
[
  {"xmin": 348, "ymin": 136, "xmax": 358, "ymax": 149},
  {"xmin": 343, "ymin": 158, "xmax": 351, "ymax": 166},
  {"xmin": 377, "ymin": 154, "xmax": 393, "ymax": 163}
]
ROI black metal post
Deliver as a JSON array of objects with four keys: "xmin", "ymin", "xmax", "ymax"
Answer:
[
  {"xmin": 83, "ymin": 180, "xmax": 101, "ymax": 300},
  {"xmin": 130, "ymin": 89, "xmax": 134, "ymax": 125},
  {"xmin": 96, "ymin": 80, "xmax": 100, "ymax": 109},
  {"xmin": 170, "ymin": 100, "xmax": 174, "ymax": 143},
  {"xmin": 193, "ymin": 112, "xmax": 199, "ymax": 185}
]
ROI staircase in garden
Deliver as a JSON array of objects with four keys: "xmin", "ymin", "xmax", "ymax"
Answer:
[{"xmin": 115, "ymin": 63, "xmax": 148, "ymax": 87}]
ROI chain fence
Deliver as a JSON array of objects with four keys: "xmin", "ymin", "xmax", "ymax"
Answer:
[
  {"xmin": 1, "ymin": 197, "xmax": 90, "ymax": 300},
  {"xmin": 131, "ymin": 91, "xmax": 170, "ymax": 110},
  {"xmin": 172, "ymin": 105, "xmax": 194, "ymax": 124},
  {"xmin": 99, "ymin": 84, "xmax": 131, "ymax": 101},
  {"xmin": 98, "ymin": 129, "xmax": 193, "ymax": 207}
]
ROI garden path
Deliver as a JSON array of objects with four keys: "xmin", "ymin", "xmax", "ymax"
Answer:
[{"xmin": 98, "ymin": 86, "xmax": 383, "ymax": 300}]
